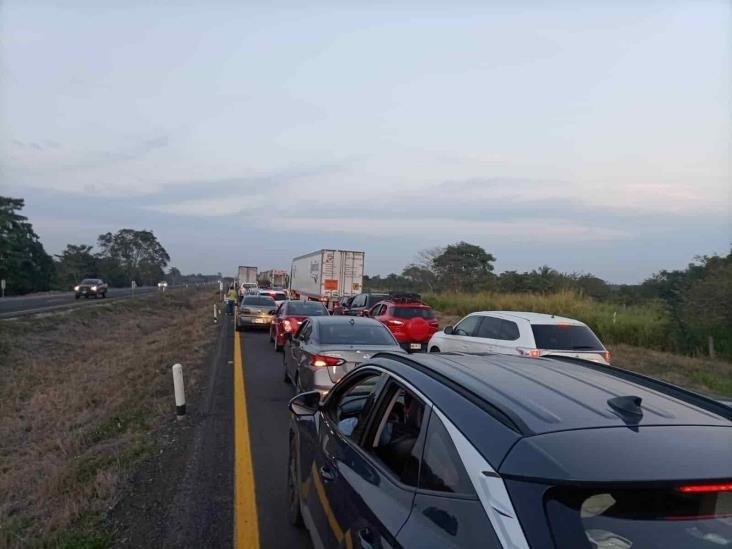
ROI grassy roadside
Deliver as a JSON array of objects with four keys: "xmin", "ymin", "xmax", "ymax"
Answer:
[
  {"xmin": 435, "ymin": 312, "xmax": 732, "ymax": 398},
  {"xmin": 0, "ymin": 289, "xmax": 219, "ymax": 548}
]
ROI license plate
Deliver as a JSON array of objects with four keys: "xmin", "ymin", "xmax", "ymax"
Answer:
[
  {"xmin": 410, "ymin": 343, "xmax": 422, "ymax": 350},
  {"xmin": 253, "ymin": 318, "xmax": 266, "ymax": 324}
]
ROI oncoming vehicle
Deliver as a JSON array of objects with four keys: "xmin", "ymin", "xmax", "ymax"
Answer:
[
  {"xmin": 368, "ymin": 293, "xmax": 439, "ymax": 352},
  {"xmin": 271, "ymin": 300, "xmax": 330, "ymax": 352},
  {"xmin": 428, "ymin": 311, "xmax": 611, "ymax": 364},
  {"xmin": 282, "ymin": 316, "xmax": 403, "ymax": 394},
  {"xmin": 236, "ymin": 295, "xmax": 277, "ymax": 331},
  {"xmin": 287, "ymin": 351, "xmax": 732, "ymax": 549},
  {"xmin": 74, "ymin": 278, "xmax": 108, "ymax": 299}
]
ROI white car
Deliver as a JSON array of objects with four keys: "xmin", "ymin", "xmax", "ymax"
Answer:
[
  {"xmin": 259, "ymin": 289, "xmax": 288, "ymax": 308},
  {"xmin": 427, "ymin": 311, "xmax": 610, "ymax": 364}
]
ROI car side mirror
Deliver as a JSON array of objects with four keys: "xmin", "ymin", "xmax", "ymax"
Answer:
[
  {"xmin": 289, "ymin": 391, "xmax": 321, "ymax": 416},
  {"xmin": 444, "ymin": 325, "xmax": 454, "ymax": 335}
]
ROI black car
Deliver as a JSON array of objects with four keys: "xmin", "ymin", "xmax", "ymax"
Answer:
[
  {"xmin": 288, "ymin": 352, "xmax": 732, "ymax": 548},
  {"xmin": 343, "ymin": 293, "xmax": 389, "ymax": 316},
  {"xmin": 74, "ymin": 278, "xmax": 108, "ymax": 299}
]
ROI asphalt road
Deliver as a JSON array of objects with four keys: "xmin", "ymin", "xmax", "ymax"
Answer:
[
  {"xmin": 240, "ymin": 328, "xmax": 313, "ymax": 549},
  {"xmin": 0, "ymin": 287, "xmax": 161, "ymax": 319}
]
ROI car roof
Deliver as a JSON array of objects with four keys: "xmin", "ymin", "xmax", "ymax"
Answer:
[
  {"xmin": 372, "ymin": 352, "xmax": 731, "ymax": 435},
  {"xmin": 363, "ymin": 352, "xmax": 732, "ymax": 478},
  {"xmin": 468, "ymin": 311, "xmax": 585, "ymax": 325},
  {"xmin": 310, "ymin": 315, "xmax": 383, "ymax": 326}
]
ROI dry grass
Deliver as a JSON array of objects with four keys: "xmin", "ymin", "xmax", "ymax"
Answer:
[
  {"xmin": 434, "ymin": 313, "xmax": 732, "ymax": 397},
  {"xmin": 0, "ymin": 289, "xmax": 218, "ymax": 548}
]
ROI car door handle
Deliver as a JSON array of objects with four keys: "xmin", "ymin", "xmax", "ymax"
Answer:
[
  {"xmin": 319, "ymin": 465, "xmax": 336, "ymax": 482},
  {"xmin": 357, "ymin": 527, "xmax": 378, "ymax": 549}
]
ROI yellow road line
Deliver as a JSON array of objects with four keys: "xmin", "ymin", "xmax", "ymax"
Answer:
[{"xmin": 234, "ymin": 331, "xmax": 260, "ymax": 549}]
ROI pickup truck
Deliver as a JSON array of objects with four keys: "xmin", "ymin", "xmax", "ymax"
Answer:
[{"xmin": 74, "ymin": 278, "xmax": 108, "ymax": 299}]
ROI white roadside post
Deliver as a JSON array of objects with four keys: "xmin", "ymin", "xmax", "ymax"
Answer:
[
  {"xmin": 0, "ymin": 279, "xmax": 5, "ymax": 298},
  {"xmin": 132, "ymin": 280, "xmax": 137, "ymax": 295},
  {"xmin": 213, "ymin": 303, "xmax": 218, "ymax": 323},
  {"xmin": 172, "ymin": 363, "xmax": 186, "ymax": 418}
]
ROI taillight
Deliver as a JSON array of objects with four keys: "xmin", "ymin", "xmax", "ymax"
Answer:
[
  {"xmin": 602, "ymin": 351, "xmax": 611, "ymax": 363},
  {"xmin": 518, "ymin": 348, "xmax": 543, "ymax": 358},
  {"xmin": 386, "ymin": 320, "xmax": 404, "ymax": 327},
  {"xmin": 310, "ymin": 354, "xmax": 346, "ymax": 368},
  {"xmin": 282, "ymin": 319, "xmax": 292, "ymax": 332},
  {"xmin": 678, "ymin": 483, "xmax": 732, "ymax": 493}
]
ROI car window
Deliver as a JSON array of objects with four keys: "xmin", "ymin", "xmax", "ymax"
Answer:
[
  {"xmin": 419, "ymin": 413, "xmax": 475, "ymax": 495},
  {"xmin": 319, "ymin": 322, "xmax": 397, "ymax": 346},
  {"xmin": 372, "ymin": 304, "xmax": 385, "ymax": 316},
  {"xmin": 453, "ymin": 315, "xmax": 483, "ymax": 337},
  {"xmin": 476, "ymin": 317, "xmax": 520, "ymax": 341},
  {"xmin": 368, "ymin": 385, "xmax": 426, "ymax": 486},
  {"xmin": 331, "ymin": 373, "xmax": 384, "ymax": 440},
  {"xmin": 286, "ymin": 301, "xmax": 328, "ymax": 316},
  {"xmin": 531, "ymin": 324, "xmax": 604, "ymax": 351},
  {"xmin": 296, "ymin": 320, "xmax": 312, "ymax": 342},
  {"xmin": 242, "ymin": 296, "xmax": 276, "ymax": 306},
  {"xmin": 391, "ymin": 307, "xmax": 435, "ymax": 319},
  {"xmin": 367, "ymin": 294, "xmax": 388, "ymax": 306}
]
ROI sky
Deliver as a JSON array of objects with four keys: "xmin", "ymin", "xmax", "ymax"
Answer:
[{"xmin": 1, "ymin": 0, "xmax": 730, "ymax": 283}]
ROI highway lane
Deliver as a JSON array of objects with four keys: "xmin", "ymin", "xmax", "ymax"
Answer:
[
  {"xmin": 0, "ymin": 287, "xmax": 161, "ymax": 319},
  {"xmin": 239, "ymin": 328, "xmax": 313, "ymax": 549}
]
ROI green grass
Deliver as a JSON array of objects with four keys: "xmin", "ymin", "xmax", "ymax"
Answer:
[{"xmin": 424, "ymin": 290, "xmax": 674, "ymax": 351}]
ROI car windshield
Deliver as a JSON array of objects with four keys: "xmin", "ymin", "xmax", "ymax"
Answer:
[
  {"xmin": 287, "ymin": 302, "xmax": 328, "ymax": 316},
  {"xmin": 270, "ymin": 292, "xmax": 287, "ymax": 301},
  {"xmin": 319, "ymin": 323, "xmax": 397, "ymax": 346},
  {"xmin": 391, "ymin": 307, "xmax": 435, "ymax": 319},
  {"xmin": 80, "ymin": 279, "xmax": 99, "ymax": 284},
  {"xmin": 531, "ymin": 324, "xmax": 604, "ymax": 351},
  {"xmin": 242, "ymin": 297, "xmax": 275, "ymax": 306},
  {"xmin": 545, "ymin": 485, "xmax": 732, "ymax": 548}
]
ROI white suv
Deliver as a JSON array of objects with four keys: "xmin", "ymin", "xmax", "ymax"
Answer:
[{"xmin": 427, "ymin": 311, "xmax": 610, "ymax": 365}]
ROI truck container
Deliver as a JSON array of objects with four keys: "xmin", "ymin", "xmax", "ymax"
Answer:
[
  {"xmin": 237, "ymin": 266, "xmax": 258, "ymax": 289},
  {"xmin": 290, "ymin": 250, "xmax": 364, "ymax": 310},
  {"xmin": 257, "ymin": 269, "xmax": 289, "ymax": 289}
]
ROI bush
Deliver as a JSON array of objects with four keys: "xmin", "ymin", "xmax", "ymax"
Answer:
[{"xmin": 423, "ymin": 290, "xmax": 675, "ymax": 351}]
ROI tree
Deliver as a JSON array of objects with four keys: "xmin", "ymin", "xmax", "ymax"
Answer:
[
  {"xmin": 0, "ymin": 196, "xmax": 55, "ymax": 295},
  {"xmin": 96, "ymin": 229, "xmax": 170, "ymax": 286},
  {"xmin": 55, "ymin": 244, "xmax": 98, "ymax": 289},
  {"xmin": 432, "ymin": 242, "xmax": 495, "ymax": 291}
]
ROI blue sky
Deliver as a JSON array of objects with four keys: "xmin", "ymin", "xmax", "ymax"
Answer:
[{"xmin": 1, "ymin": 1, "xmax": 730, "ymax": 282}]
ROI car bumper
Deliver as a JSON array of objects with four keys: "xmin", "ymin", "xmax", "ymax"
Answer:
[
  {"xmin": 399, "ymin": 342, "xmax": 427, "ymax": 353},
  {"xmin": 237, "ymin": 315, "xmax": 274, "ymax": 327}
]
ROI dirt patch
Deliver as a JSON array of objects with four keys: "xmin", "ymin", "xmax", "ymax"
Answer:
[{"xmin": 0, "ymin": 289, "xmax": 220, "ymax": 548}]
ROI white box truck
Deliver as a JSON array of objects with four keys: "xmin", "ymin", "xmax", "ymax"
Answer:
[
  {"xmin": 237, "ymin": 266, "xmax": 258, "ymax": 290},
  {"xmin": 258, "ymin": 269, "xmax": 289, "ymax": 289},
  {"xmin": 290, "ymin": 250, "xmax": 364, "ymax": 310}
]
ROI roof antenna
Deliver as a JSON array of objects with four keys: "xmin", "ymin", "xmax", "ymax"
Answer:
[{"xmin": 608, "ymin": 396, "xmax": 643, "ymax": 427}]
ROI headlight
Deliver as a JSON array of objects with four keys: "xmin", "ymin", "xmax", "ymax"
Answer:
[
  {"xmin": 74, "ymin": 285, "xmax": 80, "ymax": 291},
  {"xmin": 91, "ymin": 286, "xmax": 97, "ymax": 291},
  {"xmin": 240, "ymin": 308, "xmax": 251, "ymax": 314}
]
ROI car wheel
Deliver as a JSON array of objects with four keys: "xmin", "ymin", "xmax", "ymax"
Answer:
[
  {"xmin": 269, "ymin": 328, "xmax": 275, "ymax": 343},
  {"xmin": 287, "ymin": 431, "xmax": 304, "ymax": 527},
  {"xmin": 75, "ymin": 294, "xmax": 80, "ymax": 300},
  {"xmin": 429, "ymin": 346, "xmax": 440, "ymax": 353}
]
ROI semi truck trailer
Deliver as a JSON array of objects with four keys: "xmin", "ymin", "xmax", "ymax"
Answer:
[{"xmin": 290, "ymin": 250, "xmax": 364, "ymax": 311}]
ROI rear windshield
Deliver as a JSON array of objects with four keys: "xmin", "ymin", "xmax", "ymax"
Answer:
[
  {"xmin": 391, "ymin": 307, "xmax": 435, "ymax": 319},
  {"xmin": 242, "ymin": 297, "xmax": 275, "ymax": 306},
  {"xmin": 287, "ymin": 302, "xmax": 328, "ymax": 316},
  {"xmin": 269, "ymin": 292, "xmax": 287, "ymax": 301},
  {"xmin": 81, "ymin": 279, "xmax": 99, "ymax": 284},
  {"xmin": 319, "ymin": 323, "xmax": 397, "ymax": 346},
  {"xmin": 546, "ymin": 486, "xmax": 732, "ymax": 548},
  {"xmin": 531, "ymin": 324, "xmax": 604, "ymax": 351}
]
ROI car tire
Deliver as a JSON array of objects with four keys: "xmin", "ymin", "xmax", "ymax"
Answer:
[
  {"xmin": 429, "ymin": 346, "xmax": 440, "ymax": 353},
  {"xmin": 269, "ymin": 328, "xmax": 275, "ymax": 343},
  {"xmin": 287, "ymin": 431, "xmax": 304, "ymax": 527},
  {"xmin": 75, "ymin": 294, "xmax": 80, "ymax": 300}
]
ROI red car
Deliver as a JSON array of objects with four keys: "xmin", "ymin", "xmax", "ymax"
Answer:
[
  {"xmin": 367, "ymin": 294, "xmax": 439, "ymax": 352},
  {"xmin": 270, "ymin": 300, "xmax": 330, "ymax": 351}
]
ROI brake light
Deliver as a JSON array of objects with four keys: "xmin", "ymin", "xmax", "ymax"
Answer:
[
  {"xmin": 310, "ymin": 354, "xmax": 346, "ymax": 368},
  {"xmin": 386, "ymin": 320, "xmax": 404, "ymax": 327},
  {"xmin": 602, "ymin": 350, "xmax": 611, "ymax": 363},
  {"xmin": 678, "ymin": 483, "xmax": 732, "ymax": 493},
  {"xmin": 282, "ymin": 319, "xmax": 292, "ymax": 332}
]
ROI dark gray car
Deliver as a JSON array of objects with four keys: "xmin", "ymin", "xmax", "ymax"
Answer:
[{"xmin": 283, "ymin": 316, "xmax": 403, "ymax": 394}]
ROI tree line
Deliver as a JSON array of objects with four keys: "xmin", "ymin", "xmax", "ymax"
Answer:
[
  {"xmin": 365, "ymin": 241, "xmax": 732, "ymax": 358},
  {"xmin": 1, "ymin": 196, "xmax": 171, "ymax": 294}
]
